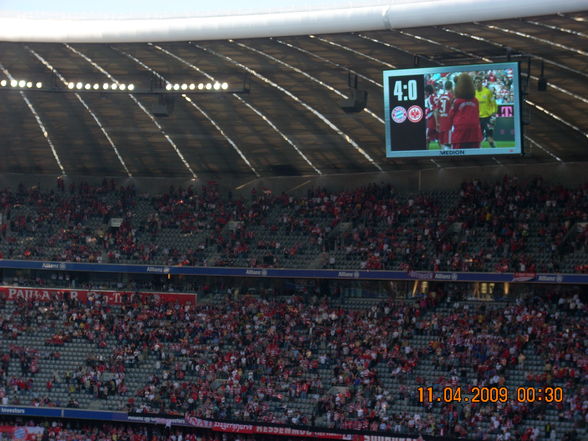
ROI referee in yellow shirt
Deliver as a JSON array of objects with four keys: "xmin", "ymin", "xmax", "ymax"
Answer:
[{"xmin": 475, "ymin": 77, "xmax": 498, "ymax": 148}]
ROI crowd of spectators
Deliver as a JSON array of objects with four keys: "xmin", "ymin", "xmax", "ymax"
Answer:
[
  {"xmin": 446, "ymin": 177, "xmax": 588, "ymax": 273},
  {"xmin": 0, "ymin": 177, "xmax": 586, "ymax": 272},
  {"xmin": 0, "ymin": 286, "xmax": 584, "ymax": 440}
]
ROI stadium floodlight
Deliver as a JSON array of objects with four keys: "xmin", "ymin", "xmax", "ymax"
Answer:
[{"xmin": 1, "ymin": 77, "xmax": 240, "ymax": 94}]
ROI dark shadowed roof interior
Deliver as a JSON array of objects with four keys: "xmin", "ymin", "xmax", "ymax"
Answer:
[{"xmin": 0, "ymin": 11, "xmax": 586, "ymax": 180}]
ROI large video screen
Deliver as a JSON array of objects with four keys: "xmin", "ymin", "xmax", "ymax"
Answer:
[{"xmin": 384, "ymin": 62, "xmax": 522, "ymax": 158}]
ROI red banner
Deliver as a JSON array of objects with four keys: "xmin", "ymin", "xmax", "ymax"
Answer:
[
  {"xmin": 512, "ymin": 272, "xmax": 537, "ymax": 282},
  {"xmin": 185, "ymin": 417, "xmax": 349, "ymax": 439},
  {"xmin": 184, "ymin": 417, "xmax": 417, "ymax": 441},
  {"xmin": 0, "ymin": 286, "xmax": 197, "ymax": 305},
  {"xmin": 254, "ymin": 426, "xmax": 352, "ymax": 439}
]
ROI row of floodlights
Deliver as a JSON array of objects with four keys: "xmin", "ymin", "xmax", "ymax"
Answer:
[
  {"xmin": 165, "ymin": 82, "xmax": 229, "ymax": 91},
  {"xmin": 0, "ymin": 80, "xmax": 43, "ymax": 88},
  {"xmin": 1, "ymin": 80, "xmax": 230, "ymax": 92},
  {"xmin": 67, "ymin": 82, "xmax": 136, "ymax": 91}
]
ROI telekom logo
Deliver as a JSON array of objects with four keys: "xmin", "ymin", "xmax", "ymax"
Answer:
[{"xmin": 500, "ymin": 106, "xmax": 513, "ymax": 117}]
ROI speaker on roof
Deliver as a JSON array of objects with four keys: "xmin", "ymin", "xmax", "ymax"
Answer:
[
  {"xmin": 339, "ymin": 72, "xmax": 367, "ymax": 113},
  {"xmin": 340, "ymin": 88, "xmax": 368, "ymax": 113},
  {"xmin": 151, "ymin": 94, "xmax": 175, "ymax": 117},
  {"xmin": 152, "ymin": 104, "xmax": 170, "ymax": 117},
  {"xmin": 537, "ymin": 61, "xmax": 547, "ymax": 92}
]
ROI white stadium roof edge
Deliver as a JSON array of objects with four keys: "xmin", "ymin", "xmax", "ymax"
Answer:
[{"xmin": 0, "ymin": 0, "xmax": 586, "ymax": 43}]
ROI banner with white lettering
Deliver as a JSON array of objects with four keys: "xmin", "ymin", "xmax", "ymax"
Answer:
[
  {"xmin": 0, "ymin": 406, "xmax": 438, "ymax": 441},
  {"xmin": 0, "ymin": 287, "xmax": 196, "ymax": 305},
  {"xmin": 184, "ymin": 417, "xmax": 420, "ymax": 441}
]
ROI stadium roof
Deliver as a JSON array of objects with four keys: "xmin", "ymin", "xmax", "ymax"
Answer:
[
  {"xmin": 0, "ymin": 0, "xmax": 583, "ymax": 42},
  {"xmin": 0, "ymin": 2, "xmax": 586, "ymax": 180}
]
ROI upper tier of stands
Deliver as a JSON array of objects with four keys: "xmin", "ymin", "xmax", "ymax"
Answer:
[{"xmin": 0, "ymin": 176, "xmax": 586, "ymax": 273}]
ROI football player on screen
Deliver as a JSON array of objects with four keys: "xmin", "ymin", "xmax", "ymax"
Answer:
[
  {"xmin": 425, "ymin": 84, "xmax": 439, "ymax": 148},
  {"xmin": 475, "ymin": 76, "xmax": 498, "ymax": 148},
  {"xmin": 435, "ymin": 80, "xmax": 454, "ymax": 151}
]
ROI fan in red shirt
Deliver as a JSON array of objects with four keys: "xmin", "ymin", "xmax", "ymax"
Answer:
[
  {"xmin": 435, "ymin": 80, "xmax": 454, "ymax": 150},
  {"xmin": 448, "ymin": 73, "xmax": 482, "ymax": 149}
]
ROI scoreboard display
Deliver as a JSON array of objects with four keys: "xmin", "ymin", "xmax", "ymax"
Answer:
[{"xmin": 384, "ymin": 62, "xmax": 522, "ymax": 159}]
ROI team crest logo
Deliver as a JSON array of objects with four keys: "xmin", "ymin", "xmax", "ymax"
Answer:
[
  {"xmin": 391, "ymin": 106, "xmax": 407, "ymax": 123},
  {"xmin": 407, "ymin": 105, "xmax": 423, "ymax": 123}
]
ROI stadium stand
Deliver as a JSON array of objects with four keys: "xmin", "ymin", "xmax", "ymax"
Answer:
[
  {"xmin": 0, "ymin": 178, "xmax": 586, "ymax": 273},
  {"xmin": 0, "ymin": 282, "xmax": 584, "ymax": 441}
]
